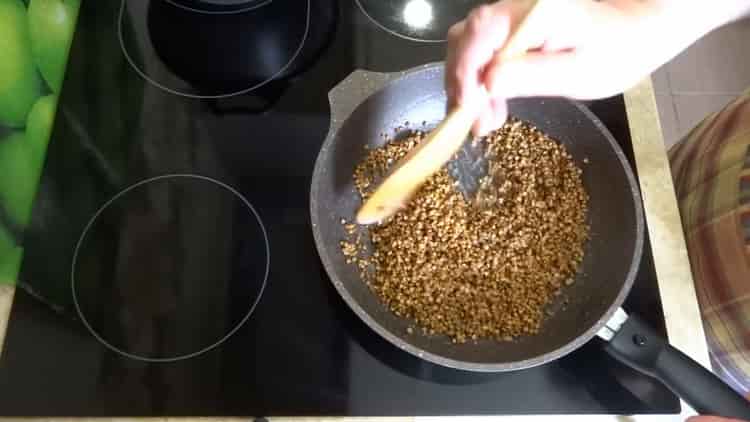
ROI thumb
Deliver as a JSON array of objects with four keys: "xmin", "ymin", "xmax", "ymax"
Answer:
[{"xmin": 484, "ymin": 50, "xmax": 589, "ymax": 99}]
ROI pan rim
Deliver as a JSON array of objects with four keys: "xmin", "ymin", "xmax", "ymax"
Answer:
[{"xmin": 309, "ymin": 62, "xmax": 645, "ymax": 372}]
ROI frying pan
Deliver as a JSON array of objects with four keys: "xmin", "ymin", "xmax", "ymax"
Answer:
[{"xmin": 310, "ymin": 63, "xmax": 750, "ymax": 419}]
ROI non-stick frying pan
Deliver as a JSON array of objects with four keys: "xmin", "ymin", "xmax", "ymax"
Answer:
[{"xmin": 310, "ymin": 63, "xmax": 750, "ymax": 419}]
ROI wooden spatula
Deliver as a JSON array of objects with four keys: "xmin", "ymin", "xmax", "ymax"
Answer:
[{"xmin": 356, "ymin": 0, "xmax": 544, "ymax": 225}]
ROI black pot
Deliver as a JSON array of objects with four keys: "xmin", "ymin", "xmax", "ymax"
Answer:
[{"xmin": 147, "ymin": 0, "xmax": 337, "ymax": 93}]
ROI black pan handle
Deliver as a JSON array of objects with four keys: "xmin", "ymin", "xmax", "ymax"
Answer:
[{"xmin": 604, "ymin": 313, "xmax": 750, "ymax": 419}]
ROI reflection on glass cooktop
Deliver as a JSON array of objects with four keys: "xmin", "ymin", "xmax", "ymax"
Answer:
[
  {"xmin": 0, "ymin": 0, "xmax": 679, "ymax": 417},
  {"xmin": 356, "ymin": 0, "xmax": 489, "ymax": 42},
  {"xmin": 71, "ymin": 175, "xmax": 269, "ymax": 362}
]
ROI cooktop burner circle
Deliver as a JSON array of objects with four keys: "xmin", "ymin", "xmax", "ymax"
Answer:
[
  {"xmin": 163, "ymin": 0, "xmax": 273, "ymax": 14},
  {"xmin": 355, "ymin": 0, "xmax": 488, "ymax": 42},
  {"xmin": 71, "ymin": 174, "xmax": 270, "ymax": 362}
]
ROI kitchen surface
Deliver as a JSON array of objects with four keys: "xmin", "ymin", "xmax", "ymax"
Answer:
[
  {"xmin": 0, "ymin": 0, "xmax": 711, "ymax": 420},
  {"xmin": 653, "ymin": 18, "xmax": 750, "ymax": 149}
]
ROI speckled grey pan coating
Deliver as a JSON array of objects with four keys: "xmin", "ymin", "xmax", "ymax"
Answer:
[{"xmin": 309, "ymin": 62, "xmax": 644, "ymax": 372}]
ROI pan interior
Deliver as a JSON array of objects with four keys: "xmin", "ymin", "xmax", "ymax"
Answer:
[{"xmin": 312, "ymin": 67, "xmax": 641, "ymax": 369}]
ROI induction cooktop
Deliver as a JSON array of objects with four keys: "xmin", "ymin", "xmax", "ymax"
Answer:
[{"xmin": 0, "ymin": 0, "xmax": 679, "ymax": 416}]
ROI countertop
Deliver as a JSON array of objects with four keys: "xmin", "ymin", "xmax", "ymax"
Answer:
[{"xmin": 0, "ymin": 76, "xmax": 710, "ymax": 422}]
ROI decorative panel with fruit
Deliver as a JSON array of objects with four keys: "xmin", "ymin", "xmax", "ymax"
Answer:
[{"xmin": 0, "ymin": 0, "xmax": 80, "ymax": 284}]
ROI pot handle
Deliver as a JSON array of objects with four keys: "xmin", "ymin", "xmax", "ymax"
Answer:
[{"xmin": 603, "ymin": 312, "xmax": 750, "ymax": 419}]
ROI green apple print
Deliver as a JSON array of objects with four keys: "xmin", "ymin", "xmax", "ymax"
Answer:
[
  {"xmin": 0, "ymin": 94, "xmax": 52, "ymax": 228},
  {"xmin": 28, "ymin": 0, "xmax": 80, "ymax": 93},
  {"xmin": 0, "ymin": 0, "xmax": 43, "ymax": 128},
  {"xmin": 25, "ymin": 94, "xmax": 57, "ymax": 165},
  {"xmin": 0, "ymin": 223, "xmax": 22, "ymax": 283},
  {"xmin": 0, "ymin": 131, "xmax": 36, "ymax": 227}
]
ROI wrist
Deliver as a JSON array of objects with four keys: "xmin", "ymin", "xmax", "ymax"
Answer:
[
  {"xmin": 607, "ymin": 0, "xmax": 747, "ymax": 35},
  {"xmin": 600, "ymin": 0, "xmax": 723, "ymax": 73}
]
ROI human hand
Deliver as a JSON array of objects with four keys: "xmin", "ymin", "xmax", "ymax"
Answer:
[
  {"xmin": 687, "ymin": 416, "xmax": 750, "ymax": 422},
  {"xmin": 446, "ymin": 0, "xmax": 711, "ymax": 136}
]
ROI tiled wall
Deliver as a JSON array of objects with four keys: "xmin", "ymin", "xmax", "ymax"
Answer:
[{"xmin": 652, "ymin": 19, "xmax": 750, "ymax": 150}]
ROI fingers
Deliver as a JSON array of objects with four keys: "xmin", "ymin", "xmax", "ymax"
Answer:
[
  {"xmin": 480, "ymin": 0, "xmax": 637, "ymax": 100},
  {"xmin": 485, "ymin": 47, "xmax": 638, "ymax": 100},
  {"xmin": 446, "ymin": 4, "xmax": 512, "ymax": 109},
  {"xmin": 472, "ymin": 97, "xmax": 508, "ymax": 137},
  {"xmin": 484, "ymin": 50, "xmax": 586, "ymax": 99}
]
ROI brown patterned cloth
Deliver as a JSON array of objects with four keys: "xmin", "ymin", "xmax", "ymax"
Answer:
[{"xmin": 669, "ymin": 93, "xmax": 750, "ymax": 398}]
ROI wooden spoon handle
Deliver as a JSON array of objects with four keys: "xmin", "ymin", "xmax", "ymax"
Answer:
[
  {"xmin": 355, "ymin": 0, "xmax": 545, "ymax": 225},
  {"xmin": 356, "ymin": 102, "xmax": 481, "ymax": 225}
]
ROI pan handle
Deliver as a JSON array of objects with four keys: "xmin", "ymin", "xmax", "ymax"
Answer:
[
  {"xmin": 602, "ymin": 311, "xmax": 750, "ymax": 419},
  {"xmin": 326, "ymin": 63, "xmax": 444, "ymax": 136},
  {"xmin": 327, "ymin": 69, "xmax": 396, "ymax": 135}
]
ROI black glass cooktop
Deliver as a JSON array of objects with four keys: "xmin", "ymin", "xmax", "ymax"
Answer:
[{"xmin": 0, "ymin": 0, "xmax": 679, "ymax": 416}]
